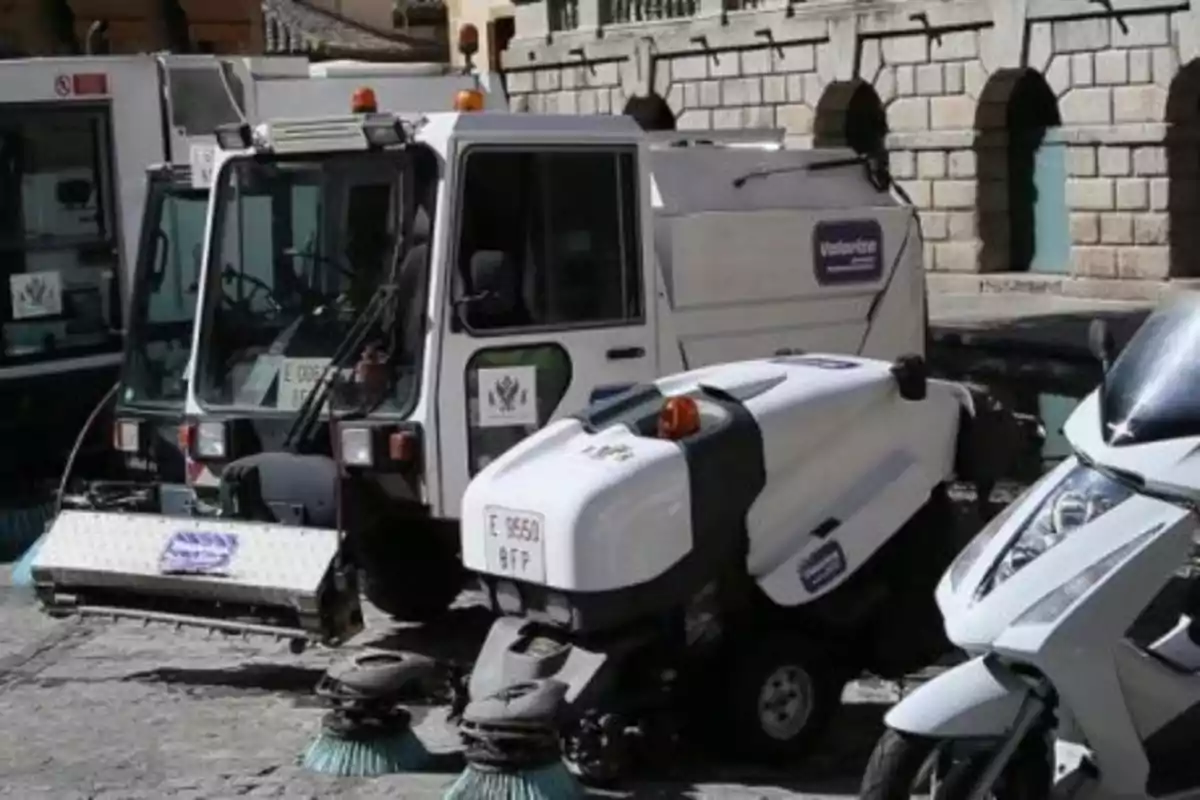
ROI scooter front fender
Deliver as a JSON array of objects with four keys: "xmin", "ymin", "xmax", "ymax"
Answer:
[{"xmin": 885, "ymin": 655, "xmax": 1032, "ymax": 738}]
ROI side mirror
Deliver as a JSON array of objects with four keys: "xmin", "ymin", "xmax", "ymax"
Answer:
[
  {"xmin": 890, "ymin": 353, "xmax": 927, "ymax": 402},
  {"xmin": 1088, "ymin": 318, "xmax": 1117, "ymax": 373}
]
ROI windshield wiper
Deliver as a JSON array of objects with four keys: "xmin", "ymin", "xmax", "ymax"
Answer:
[
  {"xmin": 281, "ymin": 158, "xmax": 415, "ymax": 454},
  {"xmin": 280, "ymin": 285, "xmax": 397, "ymax": 453}
]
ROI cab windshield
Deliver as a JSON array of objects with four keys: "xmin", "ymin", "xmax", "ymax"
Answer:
[
  {"xmin": 194, "ymin": 152, "xmax": 428, "ymax": 415},
  {"xmin": 1101, "ymin": 295, "xmax": 1200, "ymax": 447},
  {"xmin": 119, "ymin": 180, "xmax": 208, "ymax": 406}
]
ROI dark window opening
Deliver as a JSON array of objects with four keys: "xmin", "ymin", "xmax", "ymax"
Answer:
[
  {"xmin": 814, "ymin": 78, "xmax": 889, "ymax": 158},
  {"xmin": 623, "ymin": 93, "xmax": 677, "ymax": 132},
  {"xmin": 0, "ymin": 105, "xmax": 121, "ymax": 367},
  {"xmin": 973, "ymin": 68, "xmax": 1062, "ymax": 273},
  {"xmin": 455, "ymin": 147, "xmax": 643, "ymax": 333},
  {"xmin": 1167, "ymin": 59, "xmax": 1200, "ymax": 279},
  {"xmin": 488, "ymin": 16, "xmax": 515, "ymax": 74}
]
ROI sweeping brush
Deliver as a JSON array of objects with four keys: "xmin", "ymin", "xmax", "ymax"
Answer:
[
  {"xmin": 301, "ymin": 649, "xmax": 444, "ymax": 777},
  {"xmin": 444, "ymin": 761, "xmax": 584, "ymax": 800},
  {"xmin": 10, "ymin": 532, "xmax": 45, "ymax": 589},
  {"xmin": 444, "ymin": 679, "xmax": 584, "ymax": 800},
  {"xmin": 301, "ymin": 705, "xmax": 432, "ymax": 777}
]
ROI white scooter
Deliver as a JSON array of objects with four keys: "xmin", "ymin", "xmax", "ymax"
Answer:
[{"xmin": 861, "ymin": 294, "xmax": 1200, "ymax": 800}]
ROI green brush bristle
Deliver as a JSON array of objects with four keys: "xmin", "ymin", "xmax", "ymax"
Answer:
[
  {"xmin": 443, "ymin": 762, "xmax": 585, "ymax": 800},
  {"xmin": 301, "ymin": 725, "xmax": 432, "ymax": 777}
]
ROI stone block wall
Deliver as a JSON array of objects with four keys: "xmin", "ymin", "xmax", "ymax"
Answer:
[
  {"xmin": 1035, "ymin": 12, "xmax": 1183, "ymax": 285},
  {"xmin": 498, "ymin": 0, "xmax": 1200, "ymax": 297}
]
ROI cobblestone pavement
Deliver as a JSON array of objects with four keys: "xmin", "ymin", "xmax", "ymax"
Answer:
[{"xmin": 0, "ymin": 568, "xmax": 912, "ymax": 799}]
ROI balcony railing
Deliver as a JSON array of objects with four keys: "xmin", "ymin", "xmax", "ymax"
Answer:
[
  {"xmin": 543, "ymin": 0, "xmax": 779, "ymax": 32},
  {"xmin": 600, "ymin": 0, "xmax": 698, "ymax": 24}
]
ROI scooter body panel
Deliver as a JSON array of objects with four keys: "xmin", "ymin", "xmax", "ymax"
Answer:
[
  {"xmin": 878, "ymin": 297, "xmax": 1200, "ymax": 800},
  {"xmin": 884, "ymin": 655, "xmax": 1029, "ymax": 738}
]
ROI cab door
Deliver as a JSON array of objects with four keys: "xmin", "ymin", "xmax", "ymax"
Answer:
[{"xmin": 434, "ymin": 143, "xmax": 658, "ymax": 516}]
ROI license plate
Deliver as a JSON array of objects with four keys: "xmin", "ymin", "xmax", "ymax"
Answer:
[{"xmin": 483, "ymin": 506, "xmax": 546, "ymax": 583}]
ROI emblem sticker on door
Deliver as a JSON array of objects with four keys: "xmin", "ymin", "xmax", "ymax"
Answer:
[
  {"xmin": 813, "ymin": 219, "xmax": 884, "ymax": 285},
  {"xmin": 478, "ymin": 366, "xmax": 538, "ymax": 428},
  {"xmin": 159, "ymin": 531, "xmax": 239, "ymax": 575}
]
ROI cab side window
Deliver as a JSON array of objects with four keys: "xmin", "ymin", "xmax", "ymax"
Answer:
[{"xmin": 455, "ymin": 146, "xmax": 643, "ymax": 332}]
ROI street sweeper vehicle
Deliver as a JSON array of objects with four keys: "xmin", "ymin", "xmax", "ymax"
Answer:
[
  {"xmin": 29, "ymin": 59, "xmax": 507, "ymax": 535},
  {"xmin": 0, "ymin": 53, "xmax": 506, "ymax": 492},
  {"xmin": 858, "ymin": 293, "xmax": 1200, "ymax": 800},
  {"xmin": 27, "ymin": 109, "xmax": 1021, "ymax": 661},
  {"xmin": 442, "ymin": 350, "xmax": 1008, "ymax": 784},
  {"xmin": 90, "ymin": 60, "xmax": 507, "ymax": 515}
]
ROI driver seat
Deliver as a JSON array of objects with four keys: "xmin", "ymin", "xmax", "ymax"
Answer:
[{"xmin": 394, "ymin": 207, "xmax": 432, "ymax": 356}]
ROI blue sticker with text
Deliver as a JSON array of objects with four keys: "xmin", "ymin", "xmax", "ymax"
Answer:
[
  {"xmin": 160, "ymin": 531, "xmax": 239, "ymax": 575},
  {"xmin": 798, "ymin": 540, "xmax": 847, "ymax": 593},
  {"xmin": 813, "ymin": 219, "xmax": 884, "ymax": 285}
]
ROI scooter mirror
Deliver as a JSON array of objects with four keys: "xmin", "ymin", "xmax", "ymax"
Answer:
[{"xmin": 1088, "ymin": 318, "xmax": 1116, "ymax": 373}]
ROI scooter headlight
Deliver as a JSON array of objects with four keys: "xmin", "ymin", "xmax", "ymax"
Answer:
[
  {"xmin": 948, "ymin": 484, "xmax": 1035, "ymax": 591},
  {"xmin": 985, "ymin": 465, "xmax": 1133, "ymax": 594},
  {"xmin": 1012, "ymin": 522, "xmax": 1162, "ymax": 627}
]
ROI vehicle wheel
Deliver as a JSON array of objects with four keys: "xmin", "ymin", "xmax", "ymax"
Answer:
[
  {"xmin": 860, "ymin": 728, "xmax": 1051, "ymax": 800},
  {"xmin": 562, "ymin": 712, "xmax": 633, "ymax": 788},
  {"xmin": 356, "ymin": 524, "xmax": 465, "ymax": 623},
  {"xmin": 722, "ymin": 635, "xmax": 845, "ymax": 763},
  {"xmin": 860, "ymin": 729, "xmax": 941, "ymax": 800}
]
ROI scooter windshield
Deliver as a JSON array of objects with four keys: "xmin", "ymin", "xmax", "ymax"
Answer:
[
  {"xmin": 1102, "ymin": 294, "xmax": 1200, "ymax": 447},
  {"xmin": 193, "ymin": 153, "xmax": 421, "ymax": 415}
]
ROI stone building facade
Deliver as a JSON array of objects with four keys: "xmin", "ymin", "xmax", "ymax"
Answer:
[
  {"xmin": 499, "ymin": 0, "xmax": 1200, "ymax": 299},
  {"xmin": 0, "ymin": 0, "xmax": 444, "ymax": 60}
]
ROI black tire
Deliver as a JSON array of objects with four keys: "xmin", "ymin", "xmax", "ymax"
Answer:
[
  {"xmin": 356, "ymin": 524, "xmax": 466, "ymax": 623},
  {"xmin": 722, "ymin": 634, "xmax": 845, "ymax": 763},
  {"xmin": 861, "ymin": 729, "xmax": 941, "ymax": 800},
  {"xmin": 860, "ymin": 728, "xmax": 1051, "ymax": 800}
]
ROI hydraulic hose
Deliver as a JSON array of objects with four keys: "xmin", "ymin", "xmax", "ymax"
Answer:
[{"xmin": 55, "ymin": 381, "xmax": 121, "ymax": 515}]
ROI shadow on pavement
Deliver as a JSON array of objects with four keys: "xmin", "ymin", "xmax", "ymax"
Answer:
[
  {"xmin": 356, "ymin": 604, "xmax": 893, "ymax": 796},
  {"xmin": 591, "ymin": 702, "xmax": 885, "ymax": 797},
  {"xmin": 122, "ymin": 662, "xmax": 328, "ymax": 697}
]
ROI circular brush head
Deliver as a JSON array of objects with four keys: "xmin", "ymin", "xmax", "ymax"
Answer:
[
  {"xmin": 301, "ymin": 708, "xmax": 432, "ymax": 777},
  {"xmin": 443, "ymin": 761, "xmax": 585, "ymax": 800}
]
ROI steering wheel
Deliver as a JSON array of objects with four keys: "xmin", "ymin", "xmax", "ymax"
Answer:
[
  {"xmin": 221, "ymin": 265, "xmax": 282, "ymax": 316},
  {"xmin": 283, "ymin": 247, "xmax": 356, "ymax": 280}
]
